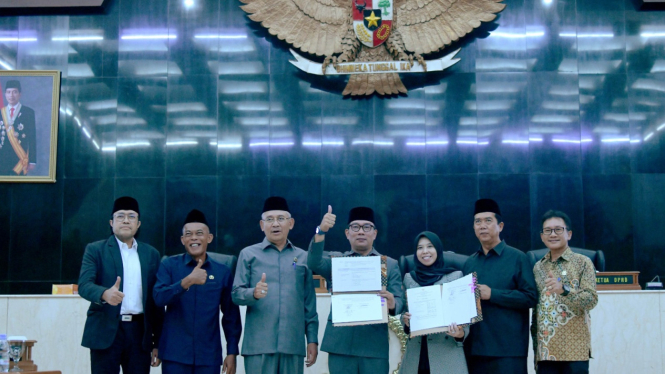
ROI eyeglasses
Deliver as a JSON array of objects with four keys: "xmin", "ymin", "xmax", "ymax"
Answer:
[
  {"xmin": 541, "ymin": 227, "xmax": 567, "ymax": 235},
  {"xmin": 113, "ymin": 214, "xmax": 138, "ymax": 222},
  {"xmin": 348, "ymin": 223, "xmax": 375, "ymax": 232},
  {"xmin": 263, "ymin": 216, "xmax": 291, "ymax": 224}
]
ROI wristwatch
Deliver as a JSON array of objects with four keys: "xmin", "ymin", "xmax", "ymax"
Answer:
[
  {"xmin": 316, "ymin": 226, "xmax": 327, "ymax": 235},
  {"xmin": 561, "ymin": 284, "xmax": 571, "ymax": 296}
]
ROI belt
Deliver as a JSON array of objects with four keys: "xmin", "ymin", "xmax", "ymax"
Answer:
[{"xmin": 120, "ymin": 314, "xmax": 144, "ymax": 322}]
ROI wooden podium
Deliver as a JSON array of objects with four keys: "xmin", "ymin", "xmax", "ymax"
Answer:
[
  {"xmin": 8, "ymin": 340, "xmax": 37, "ymax": 371},
  {"xmin": 312, "ymin": 275, "xmax": 328, "ymax": 294},
  {"xmin": 596, "ymin": 271, "xmax": 641, "ymax": 290}
]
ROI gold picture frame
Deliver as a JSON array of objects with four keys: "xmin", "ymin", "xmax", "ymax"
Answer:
[{"xmin": 0, "ymin": 70, "xmax": 61, "ymax": 183}]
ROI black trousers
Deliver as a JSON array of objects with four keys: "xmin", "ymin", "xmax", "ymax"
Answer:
[
  {"xmin": 90, "ymin": 320, "xmax": 151, "ymax": 374},
  {"xmin": 468, "ymin": 356, "xmax": 528, "ymax": 374},
  {"xmin": 538, "ymin": 360, "xmax": 589, "ymax": 374}
]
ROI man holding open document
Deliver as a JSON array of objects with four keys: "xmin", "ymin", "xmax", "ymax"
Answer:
[
  {"xmin": 308, "ymin": 206, "xmax": 404, "ymax": 374},
  {"xmin": 462, "ymin": 199, "xmax": 537, "ymax": 374}
]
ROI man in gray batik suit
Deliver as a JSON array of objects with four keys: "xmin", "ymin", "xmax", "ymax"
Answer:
[
  {"xmin": 308, "ymin": 206, "xmax": 405, "ymax": 374},
  {"xmin": 232, "ymin": 196, "xmax": 319, "ymax": 374}
]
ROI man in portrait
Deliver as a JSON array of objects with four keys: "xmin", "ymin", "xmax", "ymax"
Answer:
[{"xmin": 0, "ymin": 80, "xmax": 36, "ymax": 175}]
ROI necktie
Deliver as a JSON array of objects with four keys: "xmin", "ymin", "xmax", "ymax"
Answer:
[{"xmin": 10, "ymin": 107, "xmax": 14, "ymax": 118}]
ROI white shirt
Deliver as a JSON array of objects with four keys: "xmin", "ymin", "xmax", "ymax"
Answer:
[
  {"xmin": 6, "ymin": 103, "xmax": 20, "ymax": 123},
  {"xmin": 115, "ymin": 237, "xmax": 144, "ymax": 314}
]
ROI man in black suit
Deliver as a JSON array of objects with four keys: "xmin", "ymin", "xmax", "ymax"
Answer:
[
  {"xmin": 78, "ymin": 196, "xmax": 164, "ymax": 374},
  {"xmin": 0, "ymin": 80, "xmax": 36, "ymax": 175}
]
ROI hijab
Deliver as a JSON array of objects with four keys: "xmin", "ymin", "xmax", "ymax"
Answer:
[{"xmin": 409, "ymin": 231, "xmax": 457, "ymax": 286}]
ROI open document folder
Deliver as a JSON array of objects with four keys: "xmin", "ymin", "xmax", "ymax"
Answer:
[
  {"xmin": 406, "ymin": 273, "xmax": 483, "ymax": 338},
  {"xmin": 330, "ymin": 256, "xmax": 389, "ymax": 326}
]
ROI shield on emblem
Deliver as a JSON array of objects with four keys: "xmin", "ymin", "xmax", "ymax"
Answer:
[{"xmin": 352, "ymin": 0, "xmax": 393, "ymax": 48}]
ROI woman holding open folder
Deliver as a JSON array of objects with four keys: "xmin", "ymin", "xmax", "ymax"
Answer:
[{"xmin": 400, "ymin": 231, "xmax": 469, "ymax": 374}]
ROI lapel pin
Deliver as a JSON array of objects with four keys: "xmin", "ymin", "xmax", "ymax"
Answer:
[{"xmin": 209, "ymin": 275, "xmax": 214, "ymax": 280}]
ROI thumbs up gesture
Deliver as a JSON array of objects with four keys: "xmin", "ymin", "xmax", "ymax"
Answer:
[
  {"xmin": 189, "ymin": 259, "xmax": 208, "ymax": 285},
  {"xmin": 545, "ymin": 270, "xmax": 563, "ymax": 294},
  {"xmin": 254, "ymin": 273, "xmax": 268, "ymax": 299},
  {"xmin": 102, "ymin": 276, "xmax": 125, "ymax": 306},
  {"xmin": 319, "ymin": 205, "xmax": 336, "ymax": 232}
]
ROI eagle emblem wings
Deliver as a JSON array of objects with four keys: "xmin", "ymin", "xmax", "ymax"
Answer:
[{"xmin": 240, "ymin": 0, "xmax": 505, "ymax": 96}]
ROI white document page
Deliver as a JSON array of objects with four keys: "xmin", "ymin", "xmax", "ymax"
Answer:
[
  {"xmin": 406, "ymin": 285, "xmax": 445, "ymax": 333},
  {"xmin": 331, "ymin": 256, "xmax": 382, "ymax": 292},
  {"xmin": 331, "ymin": 294, "xmax": 383, "ymax": 324},
  {"xmin": 441, "ymin": 273, "xmax": 478, "ymax": 325}
]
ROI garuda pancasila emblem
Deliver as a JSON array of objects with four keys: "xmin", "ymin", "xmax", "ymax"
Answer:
[{"xmin": 240, "ymin": 0, "xmax": 505, "ymax": 96}]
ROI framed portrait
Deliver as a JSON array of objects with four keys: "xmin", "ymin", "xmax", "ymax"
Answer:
[{"xmin": 0, "ymin": 70, "xmax": 61, "ymax": 183}]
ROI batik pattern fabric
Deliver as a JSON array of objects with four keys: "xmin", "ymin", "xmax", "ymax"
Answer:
[{"xmin": 531, "ymin": 248, "xmax": 598, "ymax": 362}]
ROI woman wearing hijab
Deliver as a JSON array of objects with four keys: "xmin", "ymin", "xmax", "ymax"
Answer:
[{"xmin": 399, "ymin": 231, "xmax": 469, "ymax": 374}]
